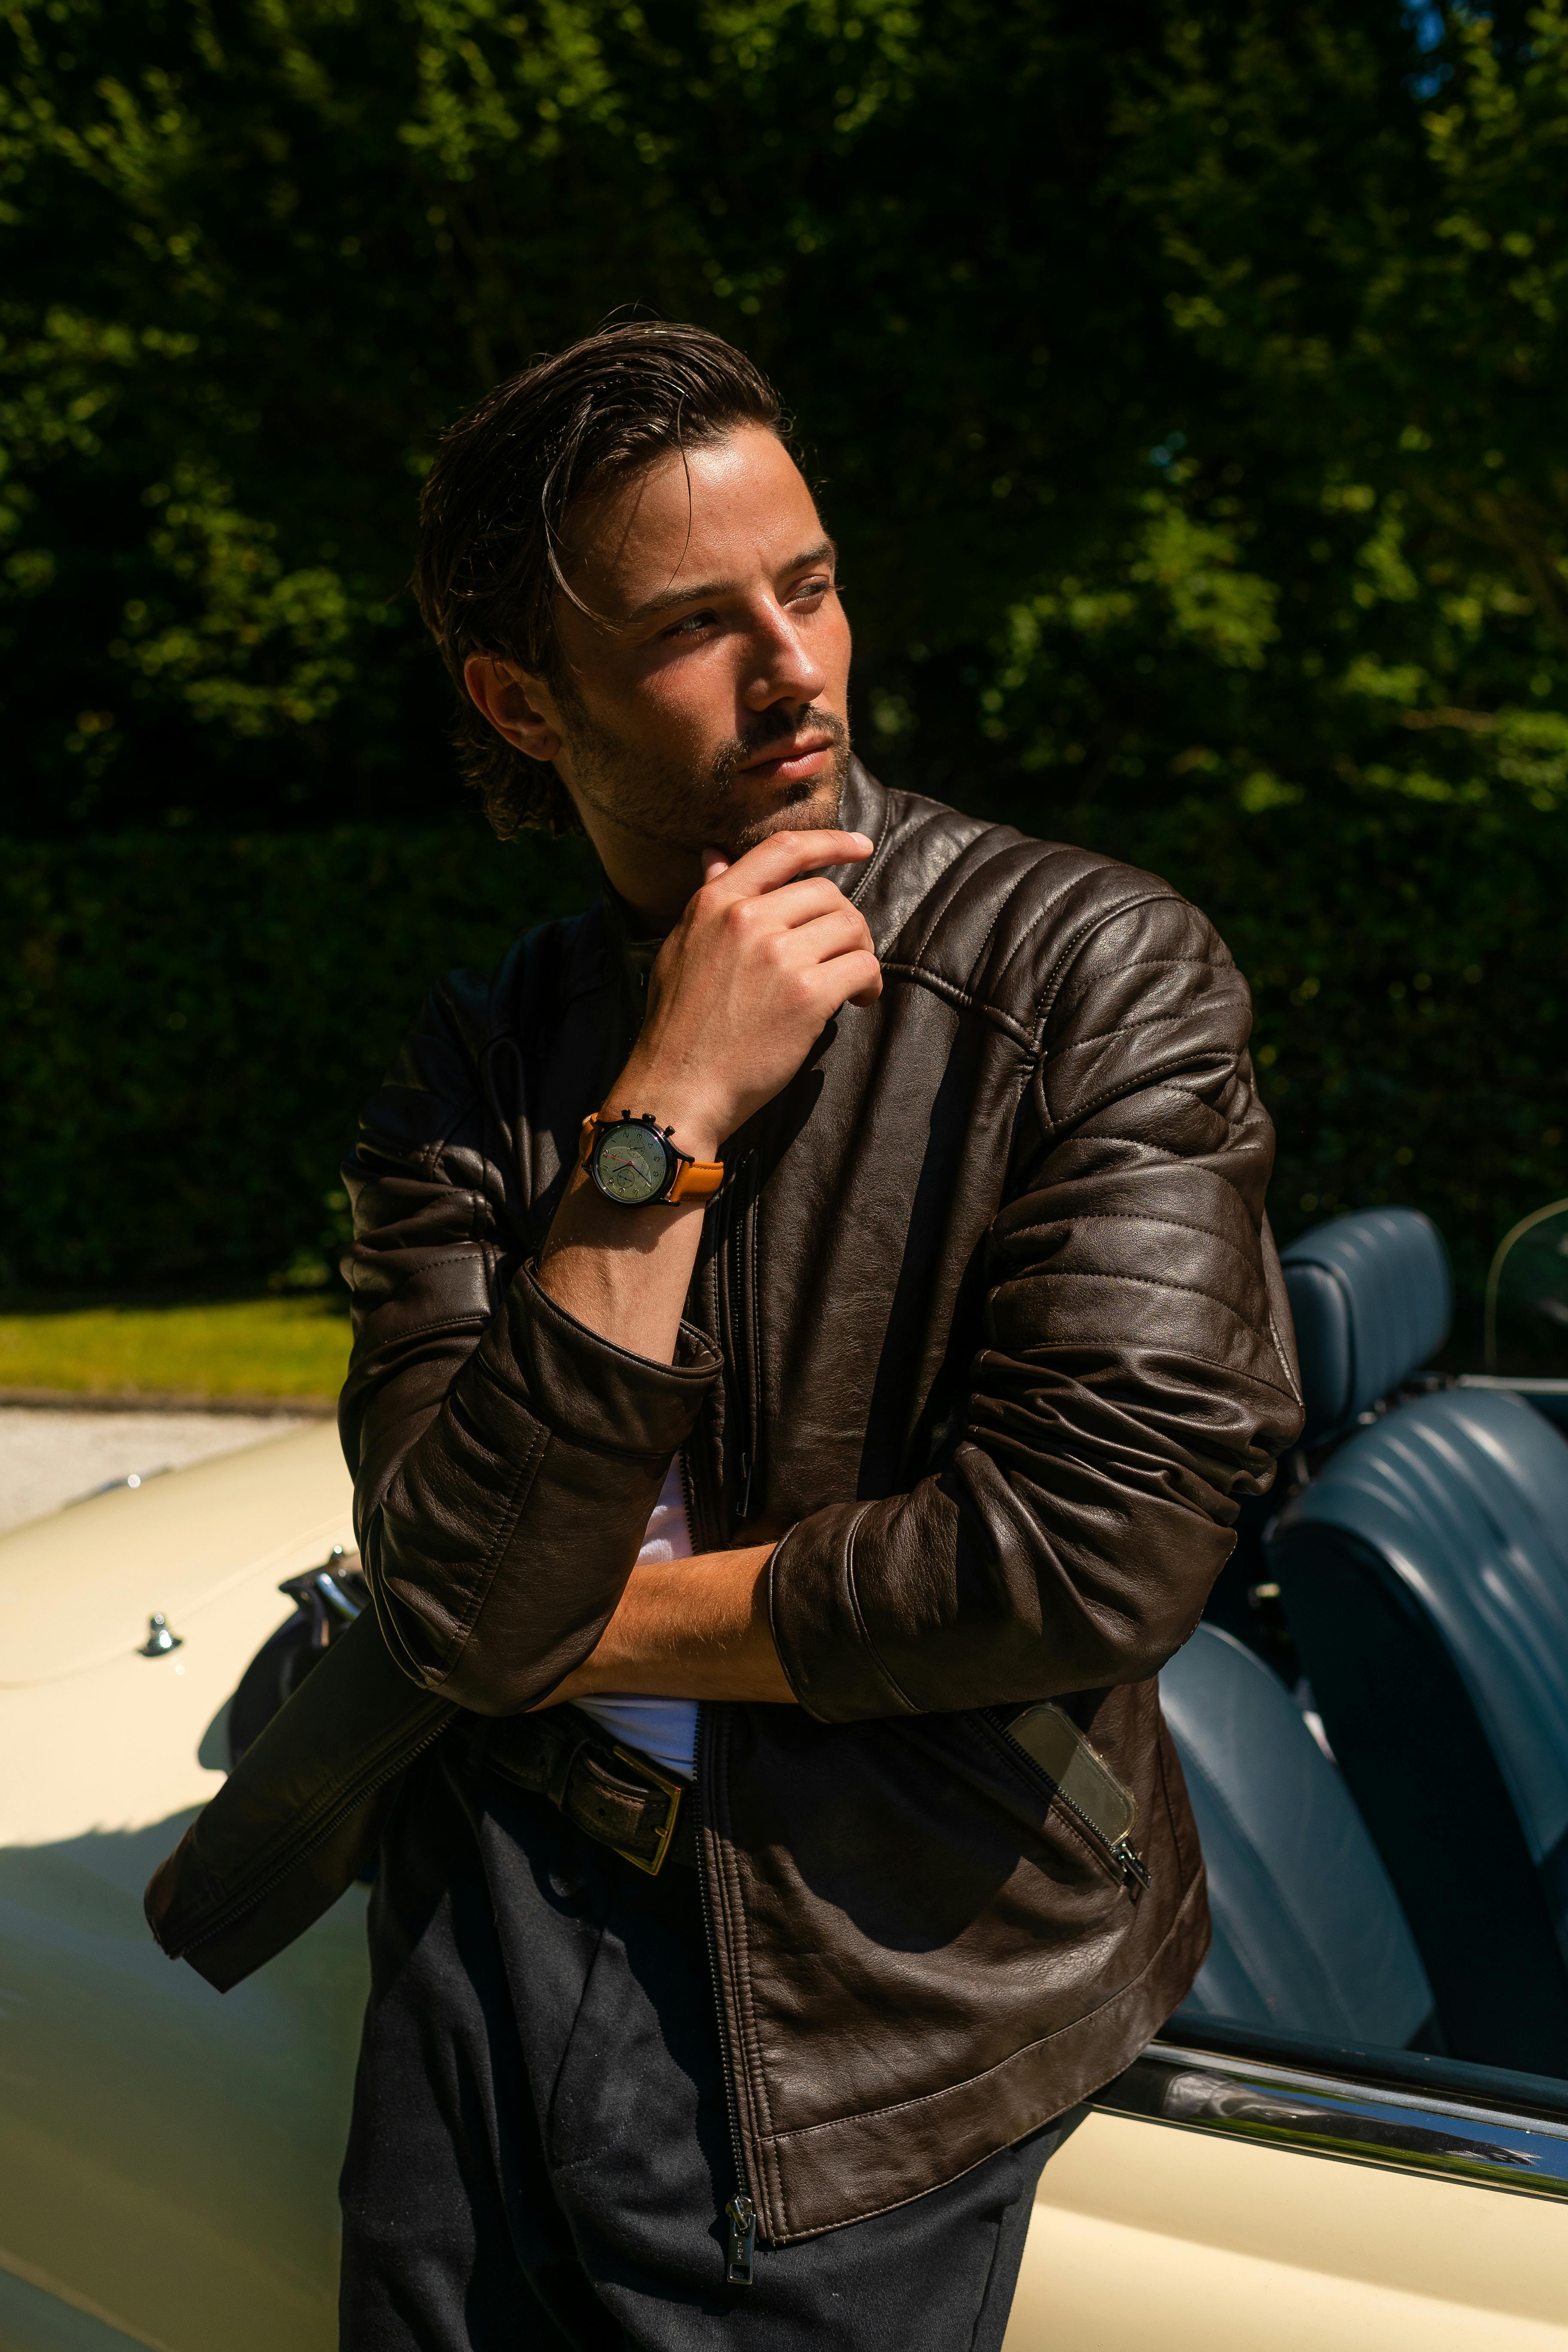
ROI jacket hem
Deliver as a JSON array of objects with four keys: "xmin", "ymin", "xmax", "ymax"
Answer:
[{"xmin": 750, "ymin": 1860, "xmax": 1210, "ymax": 2244}]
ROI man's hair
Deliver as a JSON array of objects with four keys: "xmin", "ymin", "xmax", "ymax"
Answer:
[{"xmin": 415, "ymin": 322, "xmax": 786, "ymax": 838}]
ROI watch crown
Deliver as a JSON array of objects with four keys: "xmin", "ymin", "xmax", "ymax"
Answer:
[{"xmin": 663, "ymin": 1125, "xmax": 674, "ymax": 1136}]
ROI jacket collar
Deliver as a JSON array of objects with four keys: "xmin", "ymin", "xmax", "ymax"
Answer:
[
  {"xmin": 828, "ymin": 758, "xmax": 889, "ymax": 905},
  {"xmin": 599, "ymin": 879, "xmax": 663, "ymax": 1020}
]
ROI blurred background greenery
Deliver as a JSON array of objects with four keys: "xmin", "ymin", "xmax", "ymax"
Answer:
[{"xmin": 3, "ymin": 0, "xmax": 1566, "ymax": 1380}]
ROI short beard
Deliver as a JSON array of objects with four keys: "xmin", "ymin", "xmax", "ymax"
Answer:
[{"xmin": 555, "ymin": 693, "xmax": 851, "ymax": 858}]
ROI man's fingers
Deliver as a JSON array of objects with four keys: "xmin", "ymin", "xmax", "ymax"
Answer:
[
  {"xmin": 714, "ymin": 828, "xmax": 873, "ymax": 897},
  {"xmin": 816, "ymin": 949, "xmax": 883, "ymax": 1015},
  {"xmin": 738, "ymin": 874, "xmax": 856, "ymax": 931},
  {"xmin": 772, "ymin": 914, "xmax": 881, "ymax": 1019},
  {"xmin": 701, "ymin": 846, "xmax": 731, "ymax": 883},
  {"xmin": 780, "ymin": 906, "xmax": 877, "ymax": 969}
]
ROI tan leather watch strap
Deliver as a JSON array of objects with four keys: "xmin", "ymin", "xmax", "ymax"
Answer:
[
  {"xmin": 577, "ymin": 1114, "xmax": 725, "ymax": 1204},
  {"xmin": 665, "ymin": 1155, "xmax": 725, "ymax": 1202}
]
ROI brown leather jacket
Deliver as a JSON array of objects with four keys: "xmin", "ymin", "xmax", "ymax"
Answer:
[{"xmin": 332, "ymin": 761, "xmax": 1302, "ymax": 2242}]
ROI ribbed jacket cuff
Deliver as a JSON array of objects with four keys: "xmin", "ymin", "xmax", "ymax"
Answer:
[
  {"xmin": 481, "ymin": 1260, "xmax": 722, "ymax": 1457},
  {"xmin": 767, "ymin": 1504, "xmax": 919, "ymax": 1722}
]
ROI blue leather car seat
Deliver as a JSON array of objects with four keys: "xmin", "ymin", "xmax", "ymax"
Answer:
[
  {"xmin": 1280, "ymin": 1207, "xmax": 1451, "ymax": 1446},
  {"xmin": 1267, "ymin": 1211, "xmax": 1568, "ymax": 2074},
  {"xmin": 1161, "ymin": 1624, "xmax": 1434, "ymax": 2048},
  {"xmin": 1197, "ymin": 1208, "xmax": 1452, "ymax": 1656}
]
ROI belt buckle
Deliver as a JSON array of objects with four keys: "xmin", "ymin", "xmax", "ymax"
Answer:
[{"xmin": 609, "ymin": 1746, "xmax": 684, "ymax": 1875}]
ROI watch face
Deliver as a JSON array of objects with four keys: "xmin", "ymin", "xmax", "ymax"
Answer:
[{"xmin": 593, "ymin": 1121, "xmax": 671, "ymax": 1206}]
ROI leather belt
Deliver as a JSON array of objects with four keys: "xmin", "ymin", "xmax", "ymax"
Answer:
[{"xmin": 471, "ymin": 1704, "xmax": 697, "ymax": 1875}]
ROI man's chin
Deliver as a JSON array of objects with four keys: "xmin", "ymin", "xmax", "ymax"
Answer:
[
  {"xmin": 721, "ymin": 753, "xmax": 849, "ymax": 858},
  {"xmin": 559, "ymin": 724, "xmax": 851, "ymax": 861}
]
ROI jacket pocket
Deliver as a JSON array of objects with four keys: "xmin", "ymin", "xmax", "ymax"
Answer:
[{"xmin": 977, "ymin": 1704, "xmax": 1152, "ymax": 1902}]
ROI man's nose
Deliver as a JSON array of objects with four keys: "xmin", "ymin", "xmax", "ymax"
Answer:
[{"xmin": 742, "ymin": 601, "xmax": 827, "ymax": 711}]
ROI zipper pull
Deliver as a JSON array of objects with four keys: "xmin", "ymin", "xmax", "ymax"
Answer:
[
  {"xmin": 1113, "ymin": 1839, "xmax": 1152, "ymax": 1898},
  {"xmin": 737, "ymin": 1450, "xmax": 753, "ymax": 1521},
  {"xmin": 725, "ymin": 2191, "xmax": 756, "ymax": 2287}
]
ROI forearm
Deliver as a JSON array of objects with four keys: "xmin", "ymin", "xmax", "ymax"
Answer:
[
  {"xmin": 348, "ymin": 1251, "xmax": 723, "ymax": 1711},
  {"xmin": 502, "ymin": 831, "xmax": 882, "ymax": 1700},
  {"xmin": 536, "ymin": 1152, "xmax": 709, "ymax": 1363},
  {"xmin": 529, "ymin": 1140, "xmax": 788, "ymax": 1710},
  {"xmin": 539, "ymin": 1541, "xmax": 794, "ymax": 1706}
]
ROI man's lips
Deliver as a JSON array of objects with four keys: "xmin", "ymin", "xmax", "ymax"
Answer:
[{"xmin": 737, "ymin": 733, "xmax": 836, "ymax": 780}]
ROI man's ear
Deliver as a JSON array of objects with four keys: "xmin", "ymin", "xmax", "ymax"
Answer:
[{"xmin": 463, "ymin": 655, "xmax": 564, "ymax": 764}]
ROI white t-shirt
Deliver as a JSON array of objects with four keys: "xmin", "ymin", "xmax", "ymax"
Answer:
[{"xmin": 577, "ymin": 1459, "xmax": 698, "ymax": 1779}]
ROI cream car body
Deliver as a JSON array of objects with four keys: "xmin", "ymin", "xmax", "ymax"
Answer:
[{"xmin": 2, "ymin": 1422, "xmax": 1567, "ymax": 2352}]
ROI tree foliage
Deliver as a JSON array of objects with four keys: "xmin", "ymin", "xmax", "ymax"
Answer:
[
  {"xmin": 6, "ymin": 1, "xmax": 1566, "ymax": 829},
  {"xmin": 1, "ymin": 1, "xmax": 1565, "ymax": 1295}
]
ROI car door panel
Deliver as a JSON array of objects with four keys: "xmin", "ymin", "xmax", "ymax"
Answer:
[
  {"xmin": 1011, "ymin": 2107, "xmax": 1568, "ymax": 2350},
  {"xmin": 5, "ymin": 1409, "xmax": 1568, "ymax": 2345},
  {"xmin": 0, "ymin": 1427, "xmax": 361, "ymax": 2352},
  {"xmin": 0, "ymin": 1822, "xmax": 362, "ymax": 2352}
]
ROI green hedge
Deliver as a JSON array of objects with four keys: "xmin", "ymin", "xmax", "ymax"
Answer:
[
  {"xmin": 1, "ymin": 824, "xmax": 595, "ymax": 1294},
  {"xmin": 3, "ymin": 792, "xmax": 1563, "ymax": 1314},
  {"xmin": 1100, "ymin": 791, "xmax": 1568, "ymax": 1330}
]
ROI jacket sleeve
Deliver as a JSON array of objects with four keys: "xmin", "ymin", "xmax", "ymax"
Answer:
[
  {"xmin": 766, "ymin": 889, "xmax": 1304, "ymax": 1721},
  {"xmin": 337, "ymin": 983, "xmax": 722, "ymax": 1714}
]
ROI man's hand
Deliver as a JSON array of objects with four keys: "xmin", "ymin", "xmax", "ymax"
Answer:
[
  {"xmin": 537, "ymin": 826, "xmax": 879, "ymax": 1366},
  {"xmin": 616, "ymin": 828, "xmax": 880, "ymax": 1160}
]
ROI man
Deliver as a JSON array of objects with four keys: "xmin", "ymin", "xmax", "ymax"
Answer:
[{"xmin": 332, "ymin": 321, "xmax": 1302, "ymax": 2347}]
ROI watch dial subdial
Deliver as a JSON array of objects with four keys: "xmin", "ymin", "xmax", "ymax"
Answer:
[{"xmin": 594, "ymin": 1124, "xmax": 670, "ymax": 1205}]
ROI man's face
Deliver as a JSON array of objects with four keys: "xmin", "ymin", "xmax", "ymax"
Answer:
[{"xmin": 537, "ymin": 426, "xmax": 853, "ymax": 858}]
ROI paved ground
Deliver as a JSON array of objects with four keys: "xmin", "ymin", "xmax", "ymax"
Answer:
[{"xmin": 0, "ymin": 1407, "xmax": 309, "ymax": 1537}]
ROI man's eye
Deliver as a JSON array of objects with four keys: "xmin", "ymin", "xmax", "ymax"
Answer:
[
  {"xmin": 789, "ymin": 576, "xmax": 834, "ymax": 605},
  {"xmin": 661, "ymin": 609, "xmax": 718, "ymax": 639}
]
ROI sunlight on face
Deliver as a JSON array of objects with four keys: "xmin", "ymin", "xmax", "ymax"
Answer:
[{"xmin": 549, "ymin": 426, "xmax": 853, "ymax": 857}]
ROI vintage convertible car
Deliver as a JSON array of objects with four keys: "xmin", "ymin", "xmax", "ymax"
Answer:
[{"xmin": 5, "ymin": 1204, "xmax": 1568, "ymax": 2351}]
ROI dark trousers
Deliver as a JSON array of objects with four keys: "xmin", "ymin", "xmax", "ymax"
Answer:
[{"xmin": 339, "ymin": 1740, "xmax": 1060, "ymax": 2352}]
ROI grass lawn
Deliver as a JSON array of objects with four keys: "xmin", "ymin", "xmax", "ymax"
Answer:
[{"xmin": 0, "ymin": 1293, "xmax": 351, "ymax": 1400}]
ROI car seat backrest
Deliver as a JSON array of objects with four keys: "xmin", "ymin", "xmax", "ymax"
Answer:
[
  {"xmin": 1291, "ymin": 1386, "xmax": 1568, "ymax": 1886},
  {"xmin": 1160, "ymin": 1623, "xmax": 1434, "ymax": 2049},
  {"xmin": 1281, "ymin": 1208, "xmax": 1452, "ymax": 1446},
  {"xmin": 1271, "ymin": 1384, "xmax": 1568, "ymax": 2073}
]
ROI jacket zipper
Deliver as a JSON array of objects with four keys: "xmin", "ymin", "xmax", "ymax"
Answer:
[
  {"xmin": 982, "ymin": 1707, "xmax": 1152, "ymax": 1900},
  {"xmin": 686, "ymin": 1186, "xmax": 760, "ymax": 2278},
  {"xmin": 695, "ymin": 1697, "xmax": 757, "ymax": 2285},
  {"xmin": 678, "ymin": 1445, "xmax": 699, "ymax": 1552},
  {"xmin": 171, "ymin": 1704, "xmax": 455, "ymax": 1957},
  {"xmin": 719, "ymin": 1157, "xmax": 760, "ymax": 1522}
]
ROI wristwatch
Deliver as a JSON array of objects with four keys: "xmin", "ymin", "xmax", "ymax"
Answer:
[{"xmin": 578, "ymin": 1112, "xmax": 726, "ymax": 1208}]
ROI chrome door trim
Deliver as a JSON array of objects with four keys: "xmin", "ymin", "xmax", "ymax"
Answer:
[{"xmin": 1091, "ymin": 2039, "xmax": 1568, "ymax": 2198}]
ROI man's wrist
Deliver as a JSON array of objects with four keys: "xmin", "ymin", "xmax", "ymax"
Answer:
[{"xmin": 602, "ymin": 1063, "xmax": 723, "ymax": 1165}]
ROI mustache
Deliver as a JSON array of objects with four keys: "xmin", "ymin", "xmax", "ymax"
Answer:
[{"xmin": 711, "ymin": 706, "xmax": 849, "ymax": 785}]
